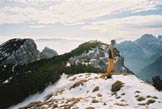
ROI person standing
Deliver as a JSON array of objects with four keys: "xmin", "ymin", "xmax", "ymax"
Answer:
[{"xmin": 103, "ymin": 40, "xmax": 116, "ymax": 78}]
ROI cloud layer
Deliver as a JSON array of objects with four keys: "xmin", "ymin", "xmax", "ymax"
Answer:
[
  {"xmin": 82, "ymin": 15, "xmax": 162, "ymax": 39},
  {"xmin": 1, "ymin": 0, "xmax": 162, "ymax": 25},
  {"xmin": 0, "ymin": 0, "xmax": 162, "ymax": 42}
]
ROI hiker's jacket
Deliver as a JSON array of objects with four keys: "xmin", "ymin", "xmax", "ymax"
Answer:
[
  {"xmin": 108, "ymin": 45, "xmax": 120, "ymax": 59},
  {"xmin": 108, "ymin": 45, "xmax": 114, "ymax": 59}
]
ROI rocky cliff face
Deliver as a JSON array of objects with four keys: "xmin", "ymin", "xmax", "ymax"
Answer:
[
  {"xmin": 68, "ymin": 42, "xmax": 131, "ymax": 73},
  {"xmin": 0, "ymin": 38, "xmax": 41, "ymax": 65},
  {"xmin": 0, "ymin": 38, "xmax": 58, "ymax": 65},
  {"xmin": 40, "ymin": 47, "xmax": 58, "ymax": 59}
]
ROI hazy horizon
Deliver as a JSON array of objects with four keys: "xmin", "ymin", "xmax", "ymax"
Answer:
[
  {"xmin": 0, "ymin": 33, "xmax": 162, "ymax": 54},
  {"xmin": 0, "ymin": 33, "xmax": 161, "ymax": 43}
]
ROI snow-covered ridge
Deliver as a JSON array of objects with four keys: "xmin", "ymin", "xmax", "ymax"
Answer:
[
  {"xmin": 11, "ymin": 73, "xmax": 162, "ymax": 109},
  {"xmin": 68, "ymin": 44, "xmax": 130, "ymax": 73}
]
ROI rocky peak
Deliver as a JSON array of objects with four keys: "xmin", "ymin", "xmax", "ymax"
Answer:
[
  {"xmin": 135, "ymin": 34, "xmax": 162, "ymax": 56},
  {"xmin": 40, "ymin": 47, "xmax": 58, "ymax": 59},
  {"xmin": 135, "ymin": 34, "xmax": 157, "ymax": 45},
  {"xmin": 0, "ymin": 38, "xmax": 41, "ymax": 65},
  {"xmin": 0, "ymin": 38, "xmax": 26, "ymax": 54},
  {"xmin": 139, "ymin": 34, "xmax": 155, "ymax": 40}
]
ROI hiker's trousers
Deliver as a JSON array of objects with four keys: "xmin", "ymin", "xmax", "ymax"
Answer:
[{"xmin": 107, "ymin": 58, "xmax": 114, "ymax": 75}]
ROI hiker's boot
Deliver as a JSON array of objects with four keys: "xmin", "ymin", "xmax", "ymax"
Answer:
[
  {"xmin": 106, "ymin": 75, "xmax": 112, "ymax": 79},
  {"xmin": 100, "ymin": 73, "xmax": 112, "ymax": 79}
]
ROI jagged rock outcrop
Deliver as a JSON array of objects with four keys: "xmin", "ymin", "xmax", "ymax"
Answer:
[
  {"xmin": 40, "ymin": 47, "xmax": 58, "ymax": 59},
  {"xmin": 0, "ymin": 38, "xmax": 41, "ymax": 65},
  {"xmin": 0, "ymin": 39, "xmax": 58, "ymax": 65}
]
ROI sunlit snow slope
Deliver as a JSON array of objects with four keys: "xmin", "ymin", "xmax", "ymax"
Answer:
[{"xmin": 11, "ymin": 73, "xmax": 162, "ymax": 109}]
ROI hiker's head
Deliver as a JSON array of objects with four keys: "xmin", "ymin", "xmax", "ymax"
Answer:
[{"xmin": 111, "ymin": 40, "xmax": 116, "ymax": 46}]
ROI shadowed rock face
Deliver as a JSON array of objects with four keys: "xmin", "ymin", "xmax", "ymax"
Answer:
[{"xmin": 0, "ymin": 38, "xmax": 41, "ymax": 65}]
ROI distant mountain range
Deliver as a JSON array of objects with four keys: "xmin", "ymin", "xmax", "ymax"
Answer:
[{"xmin": 116, "ymin": 34, "xmax": 162, "ymax": 74}]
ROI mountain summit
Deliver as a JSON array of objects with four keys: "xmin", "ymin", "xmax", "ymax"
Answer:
[
  {"xmin": 0, "ymin": 38, "xmax": 41, "ymax": 65},
  {"xmin": 0, "ymin": 38, "xmax": 58, "ymax": 65},
  {"xmin": 13, "ymin": 73, "xmax": 162, "ymax": 109}
]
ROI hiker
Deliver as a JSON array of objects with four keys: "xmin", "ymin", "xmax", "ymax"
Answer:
[{"xmin": 103, "ymin": 40, "xmax": 116, "ymax": 78}]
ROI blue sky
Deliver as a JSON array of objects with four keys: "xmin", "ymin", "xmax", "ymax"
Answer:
[{"xmin": 0, "ymin": 0, "xmax": 162, "ymax": 43}]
